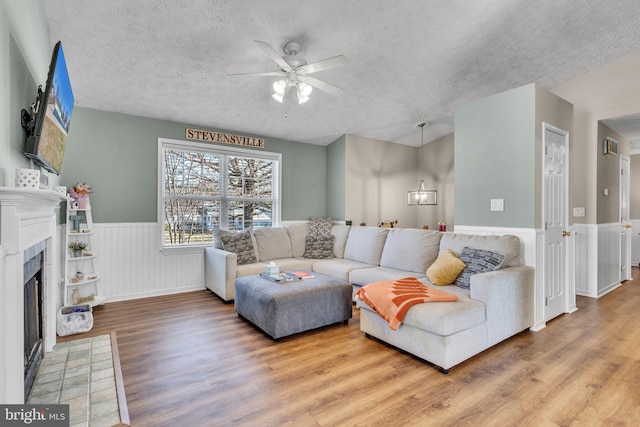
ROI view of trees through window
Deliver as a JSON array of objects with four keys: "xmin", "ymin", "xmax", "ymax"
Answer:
[{"xmin": 161, "ymin": 143, "xmax": 278, "ymax": 246}]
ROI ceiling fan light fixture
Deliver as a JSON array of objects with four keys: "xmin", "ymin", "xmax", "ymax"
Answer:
[
  {"xmin": 236, "ymin": 40, "xmax": 347, "ymax": 105},
  {"xmin": 273, "ymin": 80, "xmax": 287, "ymax": 94},
  {"xmin": 298, "ymin": 82, "xmax": 312, "ymax": 96},
  {"xmin": 296, "ymin": 89, "xmax": 310, "ymax": 104}
]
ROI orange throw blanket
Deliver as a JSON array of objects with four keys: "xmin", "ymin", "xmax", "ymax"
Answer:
[{"xmin": 355, "ymin": 277, "xmax": 458, "ymax": 330}]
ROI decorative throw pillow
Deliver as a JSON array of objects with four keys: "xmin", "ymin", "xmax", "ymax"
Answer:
[
  {"xmin": 308, "ymin": 216, "xmax": 334, "ymax": 236},
  {"xmin": 426, "ymin": 249, "xmax": 467, "ymax": 286},
  {"xmin": 304, "ymin": 235, "xmax": 335, "ymax": 259},
  {"xmin": 455, "ymin": 247, "xmax": 505, "ymax": 290},
  {"xmin": 221, "ymin": 231, "xmax": 257, "ymax": 265}
]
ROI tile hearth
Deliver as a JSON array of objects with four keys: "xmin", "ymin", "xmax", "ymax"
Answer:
[{"xmin": 26, "ymin": 334, "xmax": 122, "ymax": 427}]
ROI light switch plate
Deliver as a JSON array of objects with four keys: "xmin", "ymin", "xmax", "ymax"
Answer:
[
  {"xmin": 573, "ymin": 207, "xmax": 585, "ymax": 217},
  {"xmin": 490, "ymin": 199, "xmax": 504, "ymax": 212}
]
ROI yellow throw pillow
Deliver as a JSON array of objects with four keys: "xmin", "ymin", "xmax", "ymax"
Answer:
[{"xmin": 426, "ymin": 249, "xmax": 467, "ymax": 286}]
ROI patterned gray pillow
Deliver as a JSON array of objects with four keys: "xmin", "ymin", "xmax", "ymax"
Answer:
[
  {"xmin": 455, "ymin": 247, "xmax": 505, "ymax": 290},
  {"xmin": 308, "ymin": 217, "xmax": 334, "ymax": 236},
  {"xmin": 304, "ymin": 235, "xmax": 335, "ymax": 259},
  {"xmin": 221, "ymin": 231, "xmax": 257, "ymax": 265}
]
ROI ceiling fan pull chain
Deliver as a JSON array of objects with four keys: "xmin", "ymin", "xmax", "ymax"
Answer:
[{"xmin": 284, "ymin": 93, "xmax": 288, "ymax": 119}]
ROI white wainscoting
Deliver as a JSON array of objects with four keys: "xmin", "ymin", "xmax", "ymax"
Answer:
[
  {"xmin": 73, "ymin": 221, "xmax": 629, "ymax": 307},
  {"xmin": 597, "ymin": 222, "xmax": 623, "ymax": 297},
  {"xmin": 631, "ymin": 219, "xmax": 640, "ymax": 266},
  {"xmin": 92, "ymin": 223, "xmax": 205, "ymax": 302},
  {"xmin": 574, "ymin": 223, "xmax": 624, "ymax": 298},
  {"xmin": 573, "ymin": 224, "xmax": 598, "ymax": 298}
]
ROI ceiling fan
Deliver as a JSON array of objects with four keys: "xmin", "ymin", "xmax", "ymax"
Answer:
[{"xmin": 229, "ymin": 40, "xmax": 349, "ymax": 104}]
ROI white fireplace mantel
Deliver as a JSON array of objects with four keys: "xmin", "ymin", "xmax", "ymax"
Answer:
[{"xmin": 0, "ymin": 187, "xmax": 68, "ymax": 404}]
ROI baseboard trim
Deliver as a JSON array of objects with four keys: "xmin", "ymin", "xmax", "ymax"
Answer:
[
  {"xmin": 105, "ymin": 285, "xmax": 206, "ymax": 303},
  {"xmin": 110, "ymin": 332, "xmax": 130, "ymax": 426}
]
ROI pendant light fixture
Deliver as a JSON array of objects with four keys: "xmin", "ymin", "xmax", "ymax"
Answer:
[{"xmin": 408, "ymin": 121, "xmax": 437, "ymax": 205}]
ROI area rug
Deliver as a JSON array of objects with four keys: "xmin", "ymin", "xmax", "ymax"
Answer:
[{"xmin": 27, "ymin": 332, "xmax": 130, "ymax": 426}]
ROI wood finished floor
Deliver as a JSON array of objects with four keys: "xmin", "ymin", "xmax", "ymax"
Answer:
[{"xmin": 60, "ymin": 268, "xmax": 640, "ymax": 426}]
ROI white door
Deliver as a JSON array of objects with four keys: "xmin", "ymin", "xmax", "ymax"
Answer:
[
  {"xmin": 620, "ymin": 154, "xmax": 631, "ymax": 281},
  {"xmin": 543, "ymin": 124, "xmax": 569, "ymax": 321}
]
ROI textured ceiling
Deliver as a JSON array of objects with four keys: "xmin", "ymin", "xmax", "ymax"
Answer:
[{"xmin": 43, "ymin": 0, "xmax": 640, "ymax": 147}]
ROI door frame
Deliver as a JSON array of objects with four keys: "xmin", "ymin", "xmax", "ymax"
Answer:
[
  {"xmin": 541, "ymin": 122, "xmax": 573, "ymax": 322},
  {"xmin": 620, "ymin": 154, "xmax": 631, "ymax": 281}
]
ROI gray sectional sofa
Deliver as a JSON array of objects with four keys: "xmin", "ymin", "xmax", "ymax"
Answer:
[{"xmin": 204, "ymin": 224, "xmax": 535, "ymax": 371}]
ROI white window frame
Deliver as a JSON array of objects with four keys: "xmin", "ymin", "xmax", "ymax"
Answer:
[{"xmin": 158, "ymin": 137, "xmax": 281, "ymax": 252}]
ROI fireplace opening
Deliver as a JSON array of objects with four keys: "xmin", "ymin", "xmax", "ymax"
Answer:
[{"xmin": 23, "ymin": 242, "xmax": 45, "ymax": 401}]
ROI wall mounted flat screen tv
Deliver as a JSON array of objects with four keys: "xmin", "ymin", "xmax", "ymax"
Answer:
[{"xmin": 23, "ymin": 41, "xmax": 74, "ymax": 175}]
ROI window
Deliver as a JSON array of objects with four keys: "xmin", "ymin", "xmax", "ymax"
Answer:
[{"xmin": 158, "ymin": 138, "xmax": 281, "ymax": 249}]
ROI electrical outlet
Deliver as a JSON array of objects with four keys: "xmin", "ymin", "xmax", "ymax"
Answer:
[
  {"xmin": 573, "ymin": 207, "xmax": 585, "ymax": 217},
  {"xmin": 490, "ymin": 199, "xmax": 504, "ymax": 212}
]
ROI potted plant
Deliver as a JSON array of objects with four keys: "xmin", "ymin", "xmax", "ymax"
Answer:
[
  {"xmin": 69, "ymin": 182, "xmax": 92, "ymax": 209},
  {"xmin": 69, "ymin": 241, "xmax": 88, "ymax": 257}
]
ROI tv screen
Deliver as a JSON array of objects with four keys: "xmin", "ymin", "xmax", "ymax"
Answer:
[{"xmin": 24, "ymin": 41, "xmax": 74, "ymax": 175}]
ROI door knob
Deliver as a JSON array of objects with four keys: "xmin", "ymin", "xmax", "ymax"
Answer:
[
  {"xmin": 562, "ymin": 230, "xmax": 571, "ymax": 237},
  {"xmin": 625, "ymin": 224, "xmax": 632, "ymax": 229}
]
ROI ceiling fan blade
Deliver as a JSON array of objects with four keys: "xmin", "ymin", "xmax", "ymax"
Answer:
[
  {"xmin": 254, "ymin": 40, "xmax": 292, "ymax": 72},
  {"xmin": 227, "ymin": 71, "xmax": 284, "ymax": 77},
  {"xmin": 296, "ymin": 55, "xmax": 349, "ymax": 74},
  {"xmin": 298, "ymin": 75, "xmax": 344, "ymax": 96}
]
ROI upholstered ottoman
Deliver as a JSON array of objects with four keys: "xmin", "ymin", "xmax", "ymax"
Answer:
[{"xmin": 235, "ymin": 272, "xmax": 352, "ymax": 339}]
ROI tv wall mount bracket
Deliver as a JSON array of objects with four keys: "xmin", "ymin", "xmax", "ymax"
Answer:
[{"xmin": 20, "ymin": 85, "xmax": 43, "ymax": 137}]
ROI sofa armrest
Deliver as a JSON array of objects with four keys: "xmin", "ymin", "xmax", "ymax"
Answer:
[
  {"xmin": 205, "ymin": 247, "xmax": 237, "ymax": 302},
  {"xmin": 469, "ymin": 265, "xmax": 535, "ymax": 346}
]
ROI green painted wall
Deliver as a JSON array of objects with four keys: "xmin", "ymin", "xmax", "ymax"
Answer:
[
  {"xmin": 61, "ymin": 107, "xmax": 326, "ymax": 223},
  {"xmin": 454, "ymin": 84, "xmax": 536, "ymax": 228},
  {"xmin": 1, "ymin": 0, "xmax": 59, "ymax": 188},
  {"xmin": 326, "ymin": 135, "xmax": 345, "ymax": 220}
]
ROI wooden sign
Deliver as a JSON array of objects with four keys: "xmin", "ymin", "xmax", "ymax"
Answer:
[{"xmin": 186, "ymin": 128, "xmax": 264, "ymax": 148}]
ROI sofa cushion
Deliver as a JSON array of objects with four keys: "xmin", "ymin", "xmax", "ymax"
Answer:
[
  {"xmin": 308, "ymin": 217, "xmax": 334, "ymax": 235},
  {"xmin": 266, "ymin": 258, "xmax": 314, "ymax": 272},
  {"xmin": 355, "ymin": 278, "xmax": 458, "ymax": 330},
  {"xmin": 343, "ymin": 227, "xmax": 389, "ymax": 265},
  {"xmin": 254, "ymin": 227, "xmax": 293, "ymax": 261},
  {"xmin": 304, "ymin": 235, "xmax": 335, "ymax": 259},
  {"xmin": 358, "ymin": 284, "xmax": 485, "ymax": 336},
  {"xmin": 236, "ymin": 261, "xmax": 269, "ymax": 277},
  {"xmin": 455, "ymin": 247, "xmax": 505, "ymax": 290},
  {"xmin": 287, "ymin": 223, "xmax": 308, "ymax": 257},
  {"xmin": 399, "ymin": 284, "xmax": 486, "ymax": 336},
  {"xmin": 221, "ymin": 231, "xmax": 257, "ymax": 265},
  {"xmin": 331, "ymin": 225, "xmax": 351, "ymax": 258},
  {"xmin": 349, "ymin": 266, "xmax": 426, "ymax": 287},
  {"xmin": 427, "ymin": 249, "xmax": 467, "ymax": 286},
  {"xmin": 312, "ymin": 258, "xmax": 375, "ymax": 282},
  {"xmin": 439, "ymin": 233, "xmax": 521, "ymax": 267},
  {"xmin": 380, "ymin": 228, "xmax": 442, "ymax": 274}
]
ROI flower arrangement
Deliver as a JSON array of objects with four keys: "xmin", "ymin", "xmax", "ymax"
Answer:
[
  {"xmin": 68, "ymin": 241, "xmax": 88, "ymax": 251},
  {"xmin": 71, "ymin": 183, "xmax": 92, "ymax": 196}
]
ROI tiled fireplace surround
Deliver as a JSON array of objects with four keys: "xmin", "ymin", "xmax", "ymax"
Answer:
[{"xmin": 0, "ymin": 188, "xmax": 67, "ymax": 403}]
